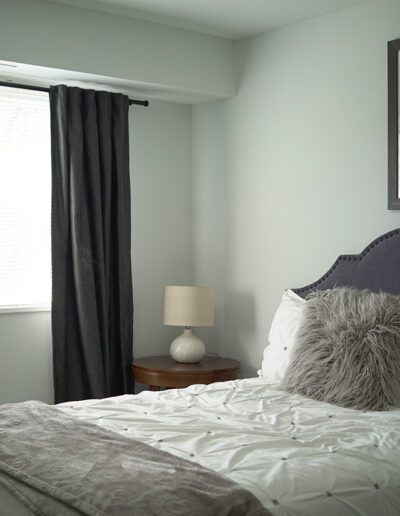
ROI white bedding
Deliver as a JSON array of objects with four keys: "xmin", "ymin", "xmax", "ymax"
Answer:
[{"xmin": 2, "ymin": 377, "xmax": 400, "ymax": 515}]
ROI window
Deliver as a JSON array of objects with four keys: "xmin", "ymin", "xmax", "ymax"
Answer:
[{"xmin": 0, "ymin": 86, "xmax": 51, "ymax": 311}]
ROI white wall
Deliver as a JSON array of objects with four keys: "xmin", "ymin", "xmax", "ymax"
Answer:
[
  {"xmin": 0, "ymin": 0, "xmax": 218, "ymax": 405},
  {"xmin": 192, "ymin": 102, "xmax": 228, "ymax": 355},
  {"xmin": 192, "ymin": 0, "xmax": 400, "ymax": 377},
  {"xmin": 131, "ymin": 101, "xmax": 193, "ymax": 359},
  {"xmin": 4, "ymin": 0, "xmax": 400, "ymax": 400},
  {"xmin": 0, "ymin": 312, "xmax": 53, "ymax": 404},
  {"xmin": 0, "ymin": 99, "xmax": 192, "ymax": 404},
  {"xmin": 0, "ymin": 0, "xmax": 235, "ymax": 101}
]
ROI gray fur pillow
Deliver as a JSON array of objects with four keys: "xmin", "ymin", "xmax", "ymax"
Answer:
[{"xmin": 281, "ymin": 287, "xmax": 400, "ymax": 411}]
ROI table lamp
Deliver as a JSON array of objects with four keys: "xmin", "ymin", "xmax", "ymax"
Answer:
[{"xmin": 163, "ymin": 286, "xmax": 215, "ymax": 363}]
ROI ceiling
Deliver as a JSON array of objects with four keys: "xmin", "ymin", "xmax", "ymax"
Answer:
[{"xmin": 47, "ymin": 0, "xmax": 368, "ymax": 39}]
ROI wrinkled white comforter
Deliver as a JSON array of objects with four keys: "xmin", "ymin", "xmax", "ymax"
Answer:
[{"xmin": 55, "ymin": 377, "xmax": 400, "ymax": 516}]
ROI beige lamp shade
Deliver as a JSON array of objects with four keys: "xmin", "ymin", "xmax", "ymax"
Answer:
[{"xmin": 163, "ymin": 286, "xmax": 215, "ymax": 327}]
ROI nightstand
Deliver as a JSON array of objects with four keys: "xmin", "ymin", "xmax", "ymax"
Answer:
[{"xmin": 132, "ymin": 356, "xmax": 240, "ymax": 390}]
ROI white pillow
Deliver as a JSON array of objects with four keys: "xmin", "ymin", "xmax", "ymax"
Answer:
[{"xmin": 258, "ymin": 289, "xmax": 306, "ymax": 384}]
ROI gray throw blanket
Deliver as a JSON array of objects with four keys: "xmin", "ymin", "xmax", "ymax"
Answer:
[{"xmin": 0, "ymin": 402, "xmax": 270, "ymax": 516}]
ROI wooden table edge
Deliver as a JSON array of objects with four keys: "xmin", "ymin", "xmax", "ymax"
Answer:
[{"xmin": 131, "ymin": 357, "xmax": 240, "ymax": 389}]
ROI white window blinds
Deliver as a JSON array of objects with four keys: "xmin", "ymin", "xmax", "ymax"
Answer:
[{"xmin": 0, "ymin": 86, "xmax": 51, "ymax": 311}]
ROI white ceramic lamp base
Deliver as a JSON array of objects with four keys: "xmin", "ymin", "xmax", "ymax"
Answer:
[{"xmin": 169, "ymin": 328, "xmax": 206, "ymax": 363}]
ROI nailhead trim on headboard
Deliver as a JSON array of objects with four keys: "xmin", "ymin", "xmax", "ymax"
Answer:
[{"xmin": 293, "ymin": 229, "xmax": 400, "ymax": 296}]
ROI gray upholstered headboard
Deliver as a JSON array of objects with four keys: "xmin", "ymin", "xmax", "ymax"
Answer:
[{"xmin": 292, "ymin": 229, "xmax": 400, "ymax": 299}]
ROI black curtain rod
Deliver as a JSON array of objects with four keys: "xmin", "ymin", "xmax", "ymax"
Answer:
[{"xmin": 0, "ymin": 80, "xmax": 149, "ymax": 107}]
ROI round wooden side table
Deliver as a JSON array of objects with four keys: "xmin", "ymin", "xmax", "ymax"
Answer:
[{"xmin": 132, "ymin": 356, "xmax": 240, "ymax": 390}]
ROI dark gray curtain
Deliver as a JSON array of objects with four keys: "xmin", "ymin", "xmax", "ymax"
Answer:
[{"xmin": 50, "ymin": 85, "xmax": 133, "ymax": 403}]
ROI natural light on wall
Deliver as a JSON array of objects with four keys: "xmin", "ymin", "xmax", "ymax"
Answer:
[{"xmin": 0, "ymin": 86, "xmax": 51, "ymax": 311}]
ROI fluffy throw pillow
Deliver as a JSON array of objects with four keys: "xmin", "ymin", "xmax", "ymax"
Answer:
[
  {"xmin": 258, "ymin": 289, "xmax": 306, "ymax": 383},
  {"xmin": 281, "ymin": 287, "xmax": 400, "ymax": 411}
]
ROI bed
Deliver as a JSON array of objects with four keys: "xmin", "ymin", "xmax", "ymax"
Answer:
[{"xmin": 1, "ymin": 228, "xmax": 400, "ymax": 515}]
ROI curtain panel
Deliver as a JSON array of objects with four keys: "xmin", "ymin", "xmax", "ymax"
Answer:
[{"xmin": 50, "ymin": 85, "xmax": 133, "ymax": 403}]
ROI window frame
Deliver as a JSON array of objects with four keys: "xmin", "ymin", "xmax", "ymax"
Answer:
[{"xmin": 0, "ymin": 304, "xmax": 51, "ymax": 314}]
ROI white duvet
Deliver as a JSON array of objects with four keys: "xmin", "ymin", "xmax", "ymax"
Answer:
[
  {"xmin": 2, "ymin": 377, "xmax": 400, "ymax": 515},
  {"xmin": 59, "ymin": 377, "xmax": 400, "ymax": 516}
]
